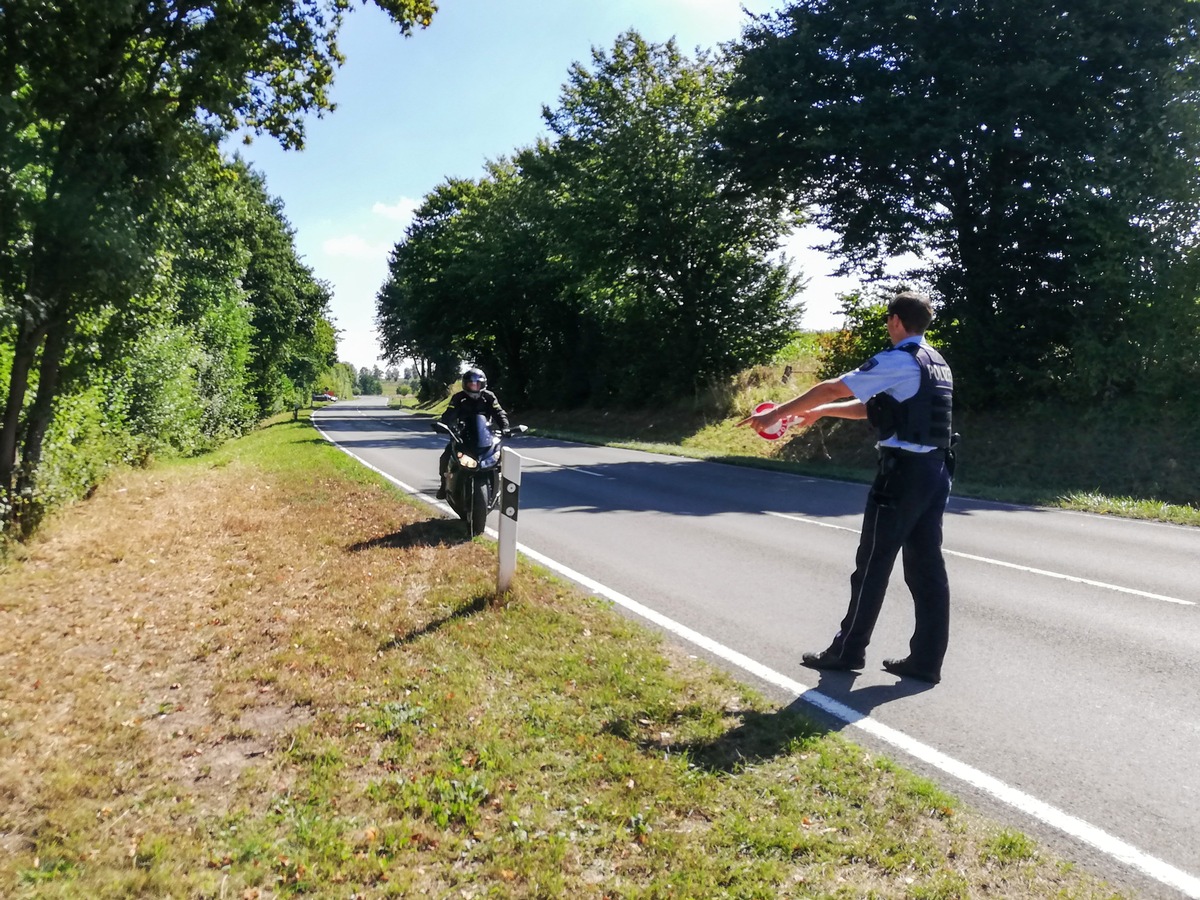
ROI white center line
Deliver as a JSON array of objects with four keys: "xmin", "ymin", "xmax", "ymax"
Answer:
[
  {"xmin": 764, "ymin": 510, "xmax": 1194, "ymax": 606},
  {"xmin": 521, "ymin": 454, "xmax": 607, "ymax": 477}
]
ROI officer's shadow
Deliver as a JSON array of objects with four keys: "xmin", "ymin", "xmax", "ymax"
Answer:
[
  {"xmin": 684, "ymin": 669, "xmax": 934, "ymax": 774},
  {"xmin": 801, "ymin": 668, "xmax": 937, "ymax": 729}
]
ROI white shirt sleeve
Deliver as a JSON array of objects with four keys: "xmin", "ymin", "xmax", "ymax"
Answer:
[{"xmin": 840, "ymin": 342, "xmax": 921, "ymax": 403}]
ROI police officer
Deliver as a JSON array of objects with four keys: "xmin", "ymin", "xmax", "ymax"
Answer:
[
  {"xmin": 738, "ymin": 291, "xmax": 955, "ymax": 684},
  {"xmin": 436, "ymin": 368, "xmax": 510, "ymax": 499}
]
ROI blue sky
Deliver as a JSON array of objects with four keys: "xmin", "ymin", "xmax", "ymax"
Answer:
[{"xmin": 234, "ymin": 0, "xmax": 861, "ymax": 372}]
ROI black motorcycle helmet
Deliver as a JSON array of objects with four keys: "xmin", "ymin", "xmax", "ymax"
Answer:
[{"xmin": 462, "ymin": 368, "xmax": 487, "ymax": 398}]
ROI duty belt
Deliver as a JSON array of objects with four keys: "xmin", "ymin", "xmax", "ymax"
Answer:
[{"xmin": 879, "ymin": 446, "xmax": 946, "ymax": 460}]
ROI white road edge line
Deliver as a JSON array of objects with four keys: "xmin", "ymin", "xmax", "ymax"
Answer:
[
  {"xmin": 765, "ymin": 511, "xmax": 1194, "ymax": 606},
  {"xmin": 314, "ymin": 425, "xmax": 1200, "ymax": 898}
]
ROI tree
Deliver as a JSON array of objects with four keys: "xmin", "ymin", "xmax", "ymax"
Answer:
[
  {"xmin": 235, "ymin": 166, "xmax": 337, "ymax": 413},
  {"xmin": 0, "ymin": 0, "xmax": 435, "ymax": 535},
  {"xmin": 534, "ymin": 31, "xmax": 802, "ymax": 403},
  {"xmin": 722, "ymin": 0, "xmax": 1200, "ymax": 405},
  {"xmin": 410, "ymin": 158, "xmax": 579, "ymax": 406},
  {"xmin": 376, "ymin": 178, "xmax": 475, "ymax": 364},
  {"xmin": 375, "ymin": 32, "xmax": 804, "ymax": 409},
  {"xmin": 376, "ymin": 178, "xmax": 481, "ymax": 402},
  {"xmin": 319, "ymin": 362, "xmax": 356, "ymax": 401},
  {"xmin": 356, "ymin": 367, "xmax": 382, "ymax": 395},
  {"xmin": 110, "ymin": 151, "xmax": 260, "ymax": 458}
]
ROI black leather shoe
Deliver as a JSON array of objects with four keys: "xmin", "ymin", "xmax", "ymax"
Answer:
[
  {"xmin": 435, "ymin": 485, "xmax": 447, "ymax": 500},
  {"xmin": 882, "ymin": 657, "xmax": 941, "ymax": 684},
  {"xmin": 801, "ymin": 648, "xmax": 864, "ymax": 672}
]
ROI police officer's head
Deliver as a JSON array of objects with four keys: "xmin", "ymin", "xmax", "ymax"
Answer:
[
  {"xmin": 887, "ymin": 291, "xmax": 934, "ymax": 335},
  {"xmin": 462, "ymin": 368, "xmax": 487, "ymax": 398}
]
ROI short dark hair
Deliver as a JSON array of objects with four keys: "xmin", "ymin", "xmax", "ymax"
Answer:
[{"xmin": 888, "ymin": 291, "xmax": 934, "ymax": 333}]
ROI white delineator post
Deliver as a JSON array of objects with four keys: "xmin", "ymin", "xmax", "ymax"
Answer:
[{"xmin": 497, "ymin": 447, "xmax": 522, "ymax": 593}]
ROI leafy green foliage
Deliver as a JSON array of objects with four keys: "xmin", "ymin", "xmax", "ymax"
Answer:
[
  {"xmin": 536, "ymin": 32, "xmax": 803, "ymax": 404},
  {"xmin": 1, "ymin": 151, "xmax": 346, "ymax": 541},
  {"xmin": 118, "ymin": 324, "xmax": 207, "ymax": 460},
  {"xmin": 377, "ymin": 33, "xmax": 803, "ymax": 408},
  {"xmin": 814, "ymin": 282, "xmax": 949, "ymax": 382},
  {"xmin": 234, "ymin": 169, "xmax": 338, "ymax": 414},
  {"xmin": 25, "ymin": 386, "xmax": 136, "ymax": 528},
  {"xmin": 356, "ymin": 366, "xmax": 384, "ymax": 395},
  {"xmin": 723, "ymin": 0, "xmax": 1200, "ymax": 407},
  {"xmin": 816, "ymin": 291, "xmax": 891, "ymax": 382},
  {"xmin": 318, "ymin": 362, "xmax": 356, "ymax": 403},
  {"xmin": 0, "ymin": 0, "xmax": 436, "ymax": 538}
]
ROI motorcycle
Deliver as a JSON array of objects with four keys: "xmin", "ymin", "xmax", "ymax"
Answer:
[{"xmin": 433, "ymin": 414, "xmax": 527, "ymax": 537}]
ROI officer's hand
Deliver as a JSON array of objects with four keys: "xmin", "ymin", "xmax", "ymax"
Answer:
[{"xmin": 736, "ymin": 409, "xmax": 781, "ymax": 431}]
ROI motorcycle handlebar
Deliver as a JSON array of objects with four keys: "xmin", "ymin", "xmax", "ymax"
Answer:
[{"xmin": 434, "ymin": 420, "xmax": 526, "ymax": 438}]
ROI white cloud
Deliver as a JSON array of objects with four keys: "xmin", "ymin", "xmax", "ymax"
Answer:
[
  {"xmin": 322, "ymin": 234, "xmax": 391, "ymax": 260},
  {"xmin": 319, "ymin": 197, "xmax": 419, "ymax": 262},
  {"xmin": 372, "ymin": 197, "xmax": 421, "ymax": 226}
]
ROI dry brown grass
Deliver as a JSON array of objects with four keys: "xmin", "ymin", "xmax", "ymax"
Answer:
[{"xmin": 0, "ymin": 441, "xmax": 492, "ymax": 890}]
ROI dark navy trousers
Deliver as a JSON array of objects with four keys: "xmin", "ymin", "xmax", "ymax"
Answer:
[{"xmin": 829, "ymin": 450, "xmax": 951, "ymax": 671}]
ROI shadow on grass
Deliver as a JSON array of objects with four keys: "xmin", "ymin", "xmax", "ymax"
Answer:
[
  {"xmin": 601, "ymin": 705, "xmax": 826, "ymax": 774},
  {"xmin": 606, "ymin": 669, "xmax": 935, "ymax": 774},
  {"xmin": 259, "ymin": 417, "xmax": 314, "ymax": 430},
  {"xmin": 349, "ymin": 518, "xmax": 467, "ymax": 551},
  {"xmin": 657, "ymin": 707, "xmax": 829, "ymax": 774},
  {"xmin": 379, "ymin": 593, "xmax": 491, "ymax": 650}
]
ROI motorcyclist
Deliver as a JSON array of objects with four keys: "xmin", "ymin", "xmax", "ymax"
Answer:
[{"xmin": 435, "ymin": 368, "xmax": 510, "ymax": 499}]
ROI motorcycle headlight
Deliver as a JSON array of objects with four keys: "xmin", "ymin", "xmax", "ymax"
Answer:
[{"xmin": 457, "ymin": 453, "xmax": 478, "ymax": 469}]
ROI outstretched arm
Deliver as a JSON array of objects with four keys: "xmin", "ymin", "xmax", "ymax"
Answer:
[
  {"xmin": 736, "ymin": 378, "xmax": 862, "ymax": 431},
  {"xmin": 790, "ymin": 398, "xmax": 867, "ymax": 426}
]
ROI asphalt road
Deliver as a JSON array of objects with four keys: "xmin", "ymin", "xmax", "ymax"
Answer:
[{"xmin": 314, "ymin": 397, "xmax": 1200, "ymax": 898}]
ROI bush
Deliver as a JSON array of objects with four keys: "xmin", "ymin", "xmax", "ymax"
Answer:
[
  {"xmin": 816, "ymin": 290, "xmax": 891, "ymax": 381},
  {"xmin": 17, "ymin": 386, "xmax": 138, "ymax": 537}
]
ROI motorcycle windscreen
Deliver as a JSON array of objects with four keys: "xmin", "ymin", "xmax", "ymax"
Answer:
[
  {"xmin": 470, "ymin": 413, "xmax": 502, "ymax": 467},
  {"xmin": 468, "ymin": 413, "xmax": 495, "ymax": 453}
]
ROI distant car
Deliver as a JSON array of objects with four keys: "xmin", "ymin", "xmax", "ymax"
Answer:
[{"xmin": 312, "ymin": 392, "xmax": 337, "ymax": 403}]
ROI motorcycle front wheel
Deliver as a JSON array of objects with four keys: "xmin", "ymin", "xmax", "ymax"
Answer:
[{"xmin": 469, "ymin": 477, "xmax": 491, "ymax": 536}]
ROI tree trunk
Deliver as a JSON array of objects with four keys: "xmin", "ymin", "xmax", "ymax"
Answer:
[
  {"xmin": 0, "ymin": 318, "xmax": 48, "ymax": 514},
  {"xmin": 12, "ymin": 319, "xmax": 70, "ymax": 537}
]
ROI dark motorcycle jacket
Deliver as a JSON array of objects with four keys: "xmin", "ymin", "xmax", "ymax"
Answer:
[
  {"xmin": 440, "ymin": 389, "xmax": 510, "ymax": 434},
  {"xmin": 865, "ymin": 343, "xmax": 953, "ymax": 448}
]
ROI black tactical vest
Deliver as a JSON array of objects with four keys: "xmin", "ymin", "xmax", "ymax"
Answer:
[{"xmin": 865, "ymin": 343, "xmax": 954, "ymax": 448}]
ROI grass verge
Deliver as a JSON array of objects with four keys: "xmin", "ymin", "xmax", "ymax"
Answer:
[{"xmin": 0, "ymin": 411, "xmax": 1128, "ymax": 898}]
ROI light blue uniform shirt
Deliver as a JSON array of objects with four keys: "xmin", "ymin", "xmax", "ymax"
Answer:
[{"xmin": 840, "ymin": 337, "xmax": 938, "ymax": 453}]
